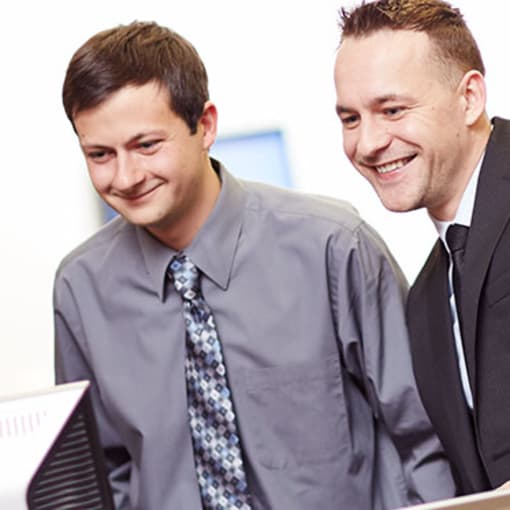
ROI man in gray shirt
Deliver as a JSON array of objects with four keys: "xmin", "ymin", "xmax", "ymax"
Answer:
[{"xmin": 54, "ymin": 20, "xmax": 454, "ymax": 509}]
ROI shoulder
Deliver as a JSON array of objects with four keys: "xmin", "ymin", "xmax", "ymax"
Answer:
[
  {"xmin": 486, "ymin": 117, "xmax": 510, "ymax": 157},
  {"xmin": 55, "ymin": 216, "xmax": 137, "ymax": 282},
  {"xmin": 408, "ymin": 240, "xmax": 444, "ymax": 304},
  {"xmin": 237, "ymin": 177, "xmax": 405, "ymax": 261},
  {"xmin": 238, "ymin": 178, "xmax": 364, "ymax": 235},
  {"xmin": 237, "ymin": 179, "xmax": 405, "ymax": 283},
  {"xmin": 491, "ymin": 116, "xmax": 510, "ymax": 136}
]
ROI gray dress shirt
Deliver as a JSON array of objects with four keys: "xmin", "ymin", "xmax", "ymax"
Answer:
[{"xmin": 54, "ymin": 162, "xmax": 454, "ymax": 509}]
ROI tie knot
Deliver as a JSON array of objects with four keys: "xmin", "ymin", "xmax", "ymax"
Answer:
[
  {"xmin": 168, "ymin": 254, "xmax": 201, "ymax": 301},
  {"xmin": 446, "ymin": 224, "xmax": 469, "ymax": 254}
]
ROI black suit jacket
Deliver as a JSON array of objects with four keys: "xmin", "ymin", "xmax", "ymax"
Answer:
[{"xmin": 407, "ymin": 117, "xmax": 510, "ymax": 494}]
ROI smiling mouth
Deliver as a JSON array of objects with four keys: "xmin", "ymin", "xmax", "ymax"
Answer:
[
  {"xmin": 374, "ymin": 155, "xmax": 416, "ymax": 174},
  {"xmin": 119, "ymin": 185, "xmax": 161, "ymax": 201}
]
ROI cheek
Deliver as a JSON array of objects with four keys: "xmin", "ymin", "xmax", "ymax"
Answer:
[
  {"xmin": 145, "ymin": 147, "xmax": 179, "ymax": 178},
  {"xmin": 342, "ymin": 131, "xmax": 357, "ymax": 160},
  {"xmin": 88, "ymin": 165, "xmax": 112, "ymax": 193}
]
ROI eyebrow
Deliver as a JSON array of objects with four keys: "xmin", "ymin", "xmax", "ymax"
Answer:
[
  {"xmin": 80, "ymin": 132, "xmax": 158, "ymax": 150},
  {"xmin": 336, "ymin": 105, "xmax": 354, "ymax": 116}
]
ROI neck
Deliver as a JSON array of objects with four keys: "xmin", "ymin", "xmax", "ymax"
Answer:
[
  {"xmin": 147, "ymin": 158, "xmax": 221, "ymax": 250},
  {"xmin": 429, "ymin": 114, "xmax": 492, "ymax": 221}
]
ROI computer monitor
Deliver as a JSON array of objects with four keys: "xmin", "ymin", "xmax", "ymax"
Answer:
[
  {"xmin": 0, "ymin": 381, "xmax": 114, "ymax": 510},
  {"xmin": 399, "ymin": 488, "xmax": 510, "ymax": 510},
  {"xmin": 210, "ymin": 128, "xmax": 293, "ymax": 188}
]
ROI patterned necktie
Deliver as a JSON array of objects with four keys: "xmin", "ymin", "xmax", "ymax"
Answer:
[
  {"xmin": 168, "ymin": 254, "xmax": 251, "ymax": 510},
  {"xmin": 446, "ymin": 223, "xmax": 470, "ymax": 325}
]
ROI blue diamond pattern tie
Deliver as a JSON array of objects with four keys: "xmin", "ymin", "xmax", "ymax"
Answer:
[{"xmin": 168, "ymin": 254, "xmax": 251, "ymax": 510}]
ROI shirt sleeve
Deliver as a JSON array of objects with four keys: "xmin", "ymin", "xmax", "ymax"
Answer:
[
  {"xmin": 328, "ymin": 220, "xmax": 456, "ymax": 505},
  {"xmin": 53, "ymin": 275, "xmax": 133, "ymax": 510}
]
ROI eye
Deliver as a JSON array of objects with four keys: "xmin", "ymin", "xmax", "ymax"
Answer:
[
  {"xmin": 340, "ymin": 114, "xmax": 360, "ymax": 129},
  {"xmin": 86, "ymin": 149, "xmax": 113, "ymax": 163},
  {"xmin": 383, "ymin": 106, "xmax": 405, "ymax": 118},
  {"xmin": 137, "ymin": 139, "xmax": 162, "ymax": 153}
]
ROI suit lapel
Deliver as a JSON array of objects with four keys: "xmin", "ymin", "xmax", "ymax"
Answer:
[
  {"xmin": 462, "ymin": 118, "xmax": 510, "ymax": 396},
  {"xmin": 408, "ymin": 242, "xmax": 468, "ymax": 422},
  {"xmin": 409, "ymin": 242, "xmax": 489, "ymax": 492}
]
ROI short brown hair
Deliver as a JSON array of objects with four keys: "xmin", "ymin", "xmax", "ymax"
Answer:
[
  {"xmin": 339, "ymin": 0, "xmax": 485, "ymax": 79},
  {"xmin": 62, "ymin": 21, "xmax": 209, "ymax": 134}
]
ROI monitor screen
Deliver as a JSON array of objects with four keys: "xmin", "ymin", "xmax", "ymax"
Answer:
[
  {"xmin": 0, "ymin": 381, "xmax": 114, "ymax": 510},
  {"xmin": 210, "ymin": 129, "xmax": 293, "ymax": 188}
]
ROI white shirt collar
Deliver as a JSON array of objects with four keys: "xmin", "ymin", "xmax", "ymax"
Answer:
[{"xmin": 432, "ymin": 154, "xmax": 483, "ymax": 251}]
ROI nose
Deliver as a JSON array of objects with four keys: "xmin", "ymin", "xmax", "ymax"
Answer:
[
  {"xmin": 112, "ymin": 152, "xmax": 145, "ymax": 192},
  {"xmin": 356, "ymin": 118, "xmax": 391, "ymax": 161}
]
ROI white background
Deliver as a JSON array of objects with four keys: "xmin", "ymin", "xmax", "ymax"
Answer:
[{"xmin": 1, "ymin": 1, "xmax": 508, "ymax": 395}]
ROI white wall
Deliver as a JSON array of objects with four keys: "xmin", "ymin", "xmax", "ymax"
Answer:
[{"xmin": 1, "ymin": 1, "xmax": 508, "ymax": 396}]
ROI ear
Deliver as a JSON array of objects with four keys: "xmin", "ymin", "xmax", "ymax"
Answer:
[
  {"xmin": 458, "ymin": 70, "xmax": 487, "ymax": 126},
  {"xmin": 198, "ymin": 100, "xmax": 218, "ymax": 150}
]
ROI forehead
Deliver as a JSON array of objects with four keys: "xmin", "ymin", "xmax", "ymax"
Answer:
[
  {"xmin": 335, "ymin": 29, "xmax": 442, "ymax": 101},
  {"xmin": 74, "ymin": 82, "xmax": 174, "ymax": 144}
]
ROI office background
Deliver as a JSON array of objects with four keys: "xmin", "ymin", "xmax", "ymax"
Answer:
[{"xmin": 1, "ymin": 0, "xmax": 508, "ymax": 396}]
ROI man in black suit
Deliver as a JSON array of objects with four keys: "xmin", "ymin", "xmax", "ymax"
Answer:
[{"xmin": 334, "ymin": 0, "xmax": 510, "ymax": 495}]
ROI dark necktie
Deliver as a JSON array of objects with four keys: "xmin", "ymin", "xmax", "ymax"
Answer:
[
  {"xmin": 446, "ymin": 223, "xmax": 470, "ymax": 324},
  {"xmin": 168, "ymin": 254, "xmax": 251, "ymax": 510}
]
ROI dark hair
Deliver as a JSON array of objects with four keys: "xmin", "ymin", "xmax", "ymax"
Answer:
[
  {"xmin": 62, "ymin": 21, "xmax": 209, "ymax": 134},
  {"xmin": 339, "ymin": 0, "xmax": 485, "ymax": 79}
]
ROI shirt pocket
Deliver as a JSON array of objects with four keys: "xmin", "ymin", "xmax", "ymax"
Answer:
[{"xmin": 240, "ymin": 355, "xmax": 348, "ymax": 469}]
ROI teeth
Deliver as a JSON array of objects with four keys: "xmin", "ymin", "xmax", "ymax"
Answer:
[{"xmin": 376, "ymin": 158, "xmax": 410, "ymax": 174}]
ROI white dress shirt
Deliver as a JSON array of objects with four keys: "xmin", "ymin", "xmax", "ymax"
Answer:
[{"xmin": 431, "ymin": 158, "xmax": 483, "ymax": 409}]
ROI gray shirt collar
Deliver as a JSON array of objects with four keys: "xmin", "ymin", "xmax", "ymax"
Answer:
[{"xmin": 135, "ymin": 160, "xmax": 244, "ymax": 300}]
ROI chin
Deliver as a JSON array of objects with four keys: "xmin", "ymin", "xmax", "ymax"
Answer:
[
  {"xmin": 378, "ymin": 195, "xmax": 417, "ymax": 213},
  {"xmin": 113, "ymin": 209, "xmax": 155, "ymax": 227}
]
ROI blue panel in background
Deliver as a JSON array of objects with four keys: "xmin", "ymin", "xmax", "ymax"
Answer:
[
  {"xmin": 103, "ymin": 202, "xmax": 117, "ymax": 223},
  {"xmin": 102, "ymin": 128, "xmax": 293, "ymax": 222},
  {"xmin": 210, "ymin": 129, "xmax": 293, "ymax": 188}
]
